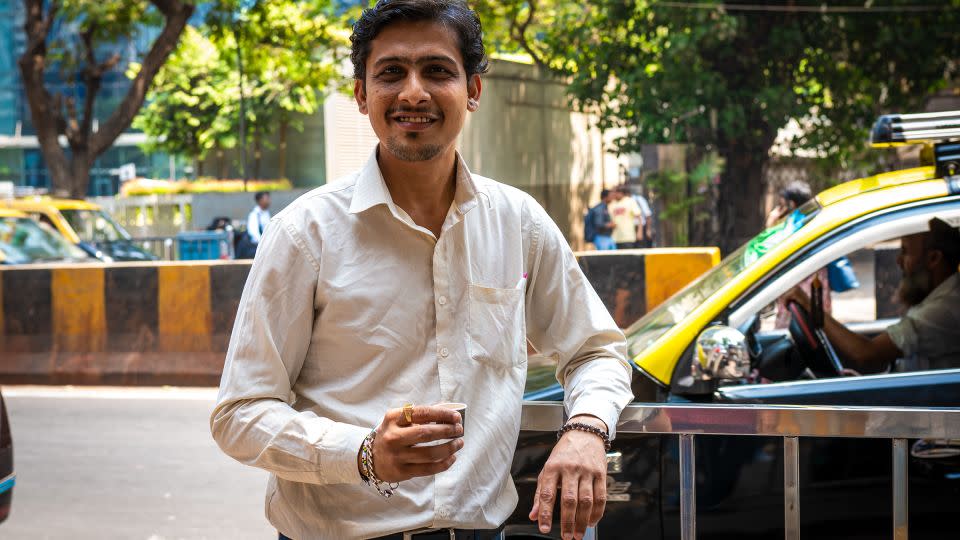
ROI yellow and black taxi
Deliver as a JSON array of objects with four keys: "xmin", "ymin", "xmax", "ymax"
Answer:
[
  {"xmin": 0, "ymin": 208, "xmax": 94, "ymax": 265},
  {"xmin": 511, "ymin": 111, "xmax": 960, "ymax": 539},
  {"xmin": 0, "ymin": 197, "xmax": 156, "ymax": 262}
]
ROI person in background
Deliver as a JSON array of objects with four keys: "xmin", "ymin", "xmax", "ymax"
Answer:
[
  {"xmin": 586, "ymin": 189, "xmax": 617, "ymax": 250},
  {"xmin": 769, "ymin": 182, "xmax": 829, "ymax": 327},
  {"xmin": 247, "ymin": 191, "xmax": 272, "ymax": 246},
  {"xmin": 609, "ymin": 185, "xmax": 643, "ymax": 249},
  {"xmin": 631, "ymin": 187, "xmax": 654, "ymax": 248}
]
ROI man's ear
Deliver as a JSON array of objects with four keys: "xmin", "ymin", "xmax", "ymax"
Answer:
[
  {"xmin": 467, "ymin": 74, "xmax": 482, "ymax": 112},
  {"xmin": 354, "ymin": 79, "xmax": 368, "ymax": 115},
  {"xmin": 927, "ymin": 248, "xmax": 945, "ymax": 270}
]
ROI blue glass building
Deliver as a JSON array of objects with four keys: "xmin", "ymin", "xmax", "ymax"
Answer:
[{"xmin": 0, "ymin": 1, "xmax": 172, "ymax": 195}]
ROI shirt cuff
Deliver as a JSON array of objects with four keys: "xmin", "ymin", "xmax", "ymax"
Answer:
[
  {"xmin": 319, "ymin": 422, "xmax": 371, "ymax": 485},
  {"xmin": 567, "ymin": 397, "xmax": 625, "ymax": 441}
]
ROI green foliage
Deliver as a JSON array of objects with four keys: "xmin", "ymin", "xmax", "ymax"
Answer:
[
  {"xmin": 646, "ymin": 153, "xmax": 723, "ymax": 246},
  {"xmin": 134, "ymin": 0, "xmax": 354, "ymax": 165},
  {"xmin": 480, "ymin": 0, "xmax": 960, "ymax": 248}
]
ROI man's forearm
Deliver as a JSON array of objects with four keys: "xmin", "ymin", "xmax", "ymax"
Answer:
[{"xmin": 823, "ymin": 317, "xmax": 892, "ymax": 373}]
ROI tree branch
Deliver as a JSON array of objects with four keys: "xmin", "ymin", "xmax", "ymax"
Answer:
[
  {"xmin": 509, "ymin": 0, "xmax": 548, "ymax": 67},
  {"xmin": 90, "ymin": 0, "xmax": 194, "ymax": 155}
]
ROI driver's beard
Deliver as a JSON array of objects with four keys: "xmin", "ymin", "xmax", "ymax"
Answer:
[
  {"xmin": 384, "ymin": 134, "xmax": 443, "ymax": 162},
  {"xmin": 896, "ymin": 268, "xmax": 933, "ymax": 307}
]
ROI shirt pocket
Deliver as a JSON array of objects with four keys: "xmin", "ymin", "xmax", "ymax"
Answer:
[{"xmin": 466, "ymin": 284, "xmax": 525, "ymax": 370}]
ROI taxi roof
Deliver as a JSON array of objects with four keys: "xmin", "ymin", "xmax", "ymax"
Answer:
[
  {"xmin": 0, "ymin": 196, "xmax": 101, "ymax": 211},
  {"xmin": 0, "ymin": 208, "xmax": 29, "ymax": 218},
  {"xmin": 816, "ymin": 166, "xmax": 940, "ymax": 207}
]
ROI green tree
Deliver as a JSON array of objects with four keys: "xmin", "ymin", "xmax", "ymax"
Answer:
[
  {"xmin": 135, "ymin": 0, "xmax": 351, "ymax": 181},
  {"xmin": 132, "ymin": 26, "xmax": 231, "ymax": 177},
  {"xmin": 18, "ymin": 0, "xmax": 195, "ymax": 197},
  {"xmin": 481, "ymin": 0, "xmax": 960, "ymax": 252}
]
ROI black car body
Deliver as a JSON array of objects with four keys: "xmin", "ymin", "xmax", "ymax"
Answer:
[{"xmin": 0, "ymin": 389, "xmax": 14, "ymax": 524}]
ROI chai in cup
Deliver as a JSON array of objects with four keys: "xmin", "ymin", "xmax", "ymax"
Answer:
[{"xmin": 414, "ymin": 402, "xmax": 466, "ymax": 447}]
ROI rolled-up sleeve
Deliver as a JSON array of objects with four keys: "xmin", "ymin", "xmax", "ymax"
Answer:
[
  {"xmin": 522, "ymin": 199, "xmax": 634, "ymax": 438},
  {"xmin": 210, "ymin": 217, "xmax": 369, "ymax": 485}
]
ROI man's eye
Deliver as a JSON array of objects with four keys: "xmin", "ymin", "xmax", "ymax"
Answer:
[
  {"xmin": 429, "ymin": 66, "xmax": 452, "ymax": 75},
  {"xmin": 379, "ymin": 67, "xmax": 402, "ymax": 76}
]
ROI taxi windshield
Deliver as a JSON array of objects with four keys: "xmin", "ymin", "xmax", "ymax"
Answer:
[
  {"xmin": 60, "ymin": 209, "xmax": 132, "ymax": 243},
  {"xmin": 0, "ymin": 217, "xmax": 90, "ymax": 263},
  {"xmin": 625, "ymin": 199, "xmax": 820, "ymax": 358}
]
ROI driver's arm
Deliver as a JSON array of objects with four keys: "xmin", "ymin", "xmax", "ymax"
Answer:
[
  {"xmin": 783, "ymin": 287, "xmax": 902, "ymax": 373},
  {"xmin": 821, "ymin": 316, "xmax": 901, "ymax": 373}
]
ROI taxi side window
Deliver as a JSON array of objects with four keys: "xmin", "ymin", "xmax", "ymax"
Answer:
[{"xmin": 758, "ymin": 241, "xmax": 897, "ymax": 332}]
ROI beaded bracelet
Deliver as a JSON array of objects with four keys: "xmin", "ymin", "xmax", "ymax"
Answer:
[
  {"xmin": 557, "ymin": 421, "xmax": 611, "ymax": 451},
  {"xmin": 359, "ymin": 430, "xmax": 399, "ymax": 498}
]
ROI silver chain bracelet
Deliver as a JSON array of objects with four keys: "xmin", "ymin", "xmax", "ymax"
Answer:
[{"xmin": 359, "ymin": 430, "xmax": 399, "ymax": 498}]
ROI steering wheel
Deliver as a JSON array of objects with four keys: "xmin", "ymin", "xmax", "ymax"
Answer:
[{"xmin": 786, "ymin": 301, "xmax": 845, "ymax": 376}]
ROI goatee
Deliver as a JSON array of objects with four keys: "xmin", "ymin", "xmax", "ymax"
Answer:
[{"xmin": 385, "ymin": 134, "xmax": 442, "ymax": 162}]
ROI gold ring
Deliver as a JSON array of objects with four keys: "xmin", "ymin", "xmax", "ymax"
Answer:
[{"xmin": 402, "ymin": 403, "xmax": 414, "ymax": 424}]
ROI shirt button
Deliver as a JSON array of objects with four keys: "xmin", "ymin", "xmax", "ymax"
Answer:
[
  {"xmin": 440, "ymin": 347, "xmax": 450, "ymax": 357},
  {"xmin": 438, "ymin": 295, "xmax": 447, "ymax": 305}
]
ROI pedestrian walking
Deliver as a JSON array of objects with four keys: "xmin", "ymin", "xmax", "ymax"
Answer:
[
  {"xmin": 210, "ymin": 2, "xmax": 632, "ymax": 539},
  {"xmin": 609, "ymin": 185, "xmax": 643, "ymax": 249},
  {"xmin": 585, "ymin": 189, "xmax": 617, "ymax": 250}
]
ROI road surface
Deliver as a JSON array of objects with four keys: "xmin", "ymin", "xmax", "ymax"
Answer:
[{"xmin": 1, "ymin": 386, "xmax": 275, "ymax": 540}]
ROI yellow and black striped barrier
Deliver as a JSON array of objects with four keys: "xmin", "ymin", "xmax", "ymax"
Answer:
[{"xmin": 0, "ymin": 248, "xmax": 719, "ymax": 385}]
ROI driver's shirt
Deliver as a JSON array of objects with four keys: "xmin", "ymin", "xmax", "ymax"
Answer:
[
  {"xmin": 210, "ymin": 150, "xmax": 633, "ymax": 539},
  {"xmin": 887, "ymin": 272, "xmax": 960, "ymax": 372}
]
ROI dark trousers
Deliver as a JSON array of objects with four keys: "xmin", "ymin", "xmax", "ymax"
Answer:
[{"xmin": 616, "ymin": 241, "xmax": 638, "ymax": 249}]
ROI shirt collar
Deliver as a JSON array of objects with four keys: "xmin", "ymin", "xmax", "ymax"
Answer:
[{"xmin": 348, "ymin": 146, "xmax": 487, "ymax": 216}]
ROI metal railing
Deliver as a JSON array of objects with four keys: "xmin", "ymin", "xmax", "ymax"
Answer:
[{"xmin": 520, "ymin": 402, "xmax": 960, "ymax": 540}]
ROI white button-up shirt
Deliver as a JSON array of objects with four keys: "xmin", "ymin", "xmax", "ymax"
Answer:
[
  {"xmin": 211, "ymin": 150, "xmax": 633, "ymax": 539},
  {"xmin": 247, "ymin": 206, "xmax": 271, "ymax": 243}
]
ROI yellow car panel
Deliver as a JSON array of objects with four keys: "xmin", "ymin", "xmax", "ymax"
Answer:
[
  {"xmin": 0, "ymin": 197, "xmax": 101, "ymax": 244},
  {"xmin": 632, "ymin": 166, "xmax": 949, "ymax": 386}
]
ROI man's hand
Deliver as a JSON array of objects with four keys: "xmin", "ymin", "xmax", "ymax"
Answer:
[
  {"xmin": 366, "ymin": 405, "xmax": 463, "ymax": 483},
  {"xmin": 782, "ymin": 286, "xmax": 811, "ymax": 312},
  {"xmin": 529, "ymin": 415, "xmax": 608, "ymax": 539}
]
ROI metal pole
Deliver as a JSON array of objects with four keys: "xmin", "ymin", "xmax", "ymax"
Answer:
[
  {"xmin": 679, "ymin": 434, "xmax": 696, "ymax": 540},
  {"xmin": 784, "ymin": 436, "xmax": 800, "ymax": 540},
  {"xmin": 236, "ymin": 27, "xmax": 249, "ymax": 189},
  {"xmin": 893, "ymin": 438, "xmax": 909, "ymax": 540}
]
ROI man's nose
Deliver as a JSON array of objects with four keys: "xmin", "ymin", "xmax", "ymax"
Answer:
[{"xmin": 398, "ymin": 73, "xmax": 430, "ymax": 105}]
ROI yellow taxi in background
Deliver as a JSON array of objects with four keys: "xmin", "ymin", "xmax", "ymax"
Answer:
[
  {"xmin": 0, "ymin": 208, "xmax": 93, "ymax": 264},
  {"xmin": 0, "ymin": 197, "xmax": 156, "ymax": 262}
]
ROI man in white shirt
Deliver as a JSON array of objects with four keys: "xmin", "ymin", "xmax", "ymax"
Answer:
[
  {"xmin": 247, "ymin": 191, "xmax": 272, "ymax": 246},
  {"xmin": 210, "ymin": 2, "xmax": 632, "ymax": 540}
]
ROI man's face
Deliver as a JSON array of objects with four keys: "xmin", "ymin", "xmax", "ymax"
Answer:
[
  {"xmin": 896, "ymin": 233, "xmax": 934, "ymax": 306},
  {"xmin": 354, "ymin": 20, "xmax": 481, "ymax": 162},
  {"xmin": 259, "ymin": 195, "xmax": 271, "ymax": 210}
]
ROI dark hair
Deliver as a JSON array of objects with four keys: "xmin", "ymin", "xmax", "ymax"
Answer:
[
  {"xmin": 350, "ymin": 0, "xmax": 490, "ymax": 82},
  {"xmin": 600, "ymin": 189, "xmax": 611, "ymax": 199},
  {"xmin": 780, "ymin": 181, "xmax": 813, "ymax": 207},
  {"xmin": 928, "ymin": 217, "xmax": 960, "ymax": 270},
  {"xmin": 254, "ymin": 191, "xmax": 270, "ymax": 203}
]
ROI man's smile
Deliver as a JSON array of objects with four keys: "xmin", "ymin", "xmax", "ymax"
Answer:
[{"xmin": 389, "ymin": 110, "xmax": 441, "ymax": 131}]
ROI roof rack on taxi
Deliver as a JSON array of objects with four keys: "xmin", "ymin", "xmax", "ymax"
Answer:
[{"xmin": 870, "ymin": 110, "xmax": 960, "ymax": 178}]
